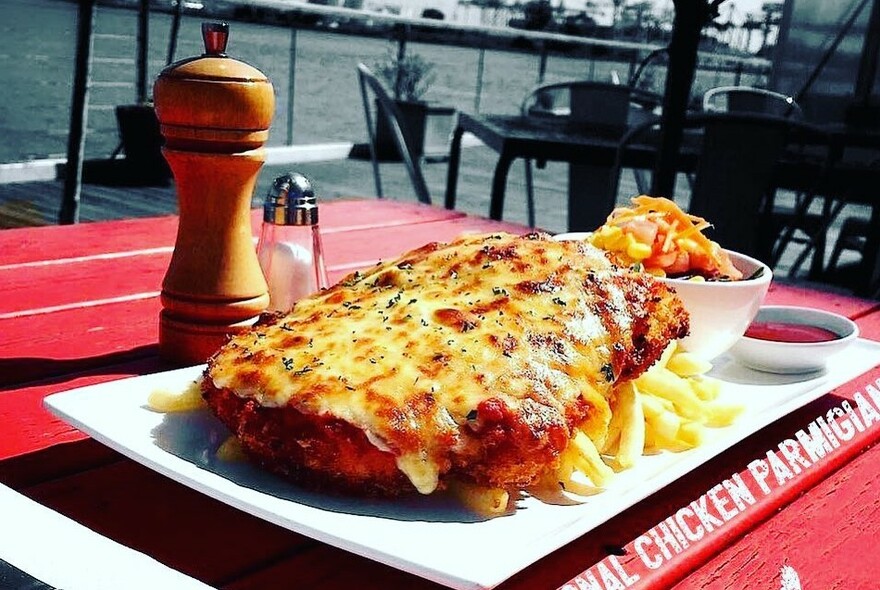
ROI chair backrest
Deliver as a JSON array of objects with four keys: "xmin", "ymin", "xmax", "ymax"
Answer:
[
  {"xmin": 356, "ymin": 63, "xmax": 431, "ymax": 204},
  {"xmin": 703, "ymin": 86, "xmax": 803, "ymax": 119},
  {"xmin": 800, "ymin": 93, "xmax": 850, "ymax": 125},
  {"xmin": 611, "ymin": 113, "xmax": 826, "ymax": 261},
  {"xmin": 628, "ymin": 47, "xmax": 669, "ymax": 93},
  {"xmin": 520, "ymin": 80, "xmax": 661, "ymax": 129},
  {"xmin": 687, "ymin": 114, "xmax": 793, "ymax": 258}
]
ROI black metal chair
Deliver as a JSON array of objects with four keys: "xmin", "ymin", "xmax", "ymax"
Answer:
[
  {"xmin": 519, "ymin": 80, "xmax": 662, "ymax": 227},
  {"xmin": 827, "ymin": 217, "xmax": 869, "ymax": 273},
  {"xmin": 822, "ymin": 152, "xmax": 880, "ymax": 295},
  {"xmin": 701, "ymin": 86, "xmax": 839, "ymax": 275},
  {"xmin": 766, "ymin": 132, "xmax": 845, "ymax": 278},
  {"xmin": 628, "ymin": 47, "xmax": 669, "ymax": 95},
  {"xmin": 609, "ymin": 112, "xmax": 831, "ymax": 264},
  {"xmin": 702, "ymin": 86, "xmax": 803, "ymax": 119},
  {"xmin": 356, "ymin": 63, "xmax": 432, "ymax": 205}
]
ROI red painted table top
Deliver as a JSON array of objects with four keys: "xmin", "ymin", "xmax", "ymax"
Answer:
[{"xmin": 1, "ymin": 199, "xmax": 878, "ymax": 589}]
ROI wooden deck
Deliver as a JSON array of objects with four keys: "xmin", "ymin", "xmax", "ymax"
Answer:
[
  {"xmin": 0, "ymin": 146, "xmax": 871, "ymax": 295},
  {"xmin": 0, "ymin": 147, "xmax": 573, "ymax": 230}
]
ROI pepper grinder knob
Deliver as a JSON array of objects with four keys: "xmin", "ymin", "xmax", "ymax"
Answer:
[{"xmin": 201, "ymin": 22, "xmax": 228, "ymax": 56}]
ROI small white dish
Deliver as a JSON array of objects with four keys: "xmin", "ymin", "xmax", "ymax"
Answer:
[{"xmin": 729, "ymin": 306, "xmax": 859, "ymax": 374}]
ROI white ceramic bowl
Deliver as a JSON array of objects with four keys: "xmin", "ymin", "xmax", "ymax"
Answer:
[
  {"xmin": 660, "ymin": 250, "xmax": 772, "ymax": 360},
  {"xmin": 729, "ymin": 305, "xmax": 859, "ymax": 374},
  {"xmin": 554, "ymin": 233, "xmax": 772, "ymax": 360},
  {"xmin": 554, "ymin": 232, "xmax": 593, "ymax": 241}
]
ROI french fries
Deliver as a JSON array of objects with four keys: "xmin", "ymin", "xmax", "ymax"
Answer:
[
  {"xmin": 146, "ymin": 380, "xmax": 205, "ymax": 413},
  {"xmin": 217, "ymin": 435, "xmax": 247, "ymax": 462},
  {"xmin": 552, "ymin": 341, "xmax": 744, "ymax": 500},
  {"xmin": 603, "ymin": 381, "xmax": 645, "ymax": 469},
  {"xmin": 665, "ymin": 351, "xmax": 712, "ymax": 377},
  {"xmin": 615, "ymin": 382, "xmax": 645, "ymax": 468},
  {"xmin": 634, "ymin": 342, "xmax": 743, "ymax": 453},
  {"xmin": 448, "ymin": 480, "xmax": 510, "ymax": 516},
  {"xmin": 568, "ymin": 430, "xmax": 616, "ymax": 487},
  {"xmin": 556, "ymin": 472, "xmax": 603, "ymax": 497},
  {"xmin": 636, "ymin": 367, "xmax": 704, "ymax": 420}
]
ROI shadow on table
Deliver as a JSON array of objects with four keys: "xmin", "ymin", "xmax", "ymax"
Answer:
[
  {"xmin": 0, "ymin": 345, "xmax": 161, "ymax": 391},
  {"xmin": 710, "ymin": 355, "xmax": 828, "ymax": 386},
  {"xmin": 150, "ymin": 410, "xmax": 505, "ymax": 523}
]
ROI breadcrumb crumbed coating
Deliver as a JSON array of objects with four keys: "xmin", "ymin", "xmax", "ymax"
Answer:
[{"xmin": 203, "ymin": 232, "xmax": 689, "ymax": 496}]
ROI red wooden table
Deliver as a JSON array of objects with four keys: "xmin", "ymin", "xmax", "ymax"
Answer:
[{"xmin": 1, "ymin": 199, "xmax": 878, "ymax": 589}]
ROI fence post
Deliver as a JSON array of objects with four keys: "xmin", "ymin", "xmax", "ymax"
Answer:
[
  {"xmin": 734, "ymin": 61, "xmax": 743, "ymax": 86},
  {"xmin": 166, "ymin": 0, "xmax": 183, "ymax": 65},
  {"xmin": 627, "ymin": 49, "xmax": 637, "ymax": 84},
  {"xmin": 475, "ymin": 46, "xmax": 485, "ymax": 113},
  {"xmin": 587, "ymin": 47, "xmax": 595, "ymax": 80},
  {"xmin": 394, "ymin": 24, "xmax": 409, "ymax": 100},
  {"xmin": 537, "ymin": 43, "xmax": 548, "ymax": 83},
  {"xmin": 287, "ymin": 28, "xmax": 297, "ymax": 145},
  {"xmin": 136, "ymin": 0, "xmax": 149, "ymax": 103},
  {"xmin": 59, "ymin": 0, "xmax": 96, "ymax": 225}
]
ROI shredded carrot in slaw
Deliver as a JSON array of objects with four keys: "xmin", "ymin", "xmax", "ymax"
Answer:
[{"xmin": 590, "ymin": 196, "xmax": 742, "ymax": 280}]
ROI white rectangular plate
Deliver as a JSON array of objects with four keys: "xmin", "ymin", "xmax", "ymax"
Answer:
[{"xmin": 45, "ymin": 340, "xmax": 880, "ymax": 590}]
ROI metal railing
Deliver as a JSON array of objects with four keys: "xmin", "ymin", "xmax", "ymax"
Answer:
[
  {"xmin": 51, "ymin": 0, "xmax": 772, "ymax": 221},
  {"xmin": 87, "ymin": 0, "xmax": 771, "ymax": 148}
]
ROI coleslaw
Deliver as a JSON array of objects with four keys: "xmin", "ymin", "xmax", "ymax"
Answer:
[{"xmin": 589, "ymin": 196, "xmax": 743, "ymax": 281}]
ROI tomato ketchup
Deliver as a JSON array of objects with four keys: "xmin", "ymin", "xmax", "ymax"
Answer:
[{"xmin": 744, "ymin": 321, "xmax": 840, "ymax": 343}]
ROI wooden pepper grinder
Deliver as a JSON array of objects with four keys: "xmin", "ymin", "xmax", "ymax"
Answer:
[{"xmin": 153, "ymin": 22, "xmax": 275, "ymax": 365}]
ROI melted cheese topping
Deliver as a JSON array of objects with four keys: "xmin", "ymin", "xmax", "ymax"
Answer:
[{"xmin": 208, "ymin": 233, "xmax": 656, "ymax": 493}]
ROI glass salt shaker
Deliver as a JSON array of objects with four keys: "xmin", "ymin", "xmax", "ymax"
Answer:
[{"xmin": 256, "ymin": 172, "xmax": 329, "ymax": 312}]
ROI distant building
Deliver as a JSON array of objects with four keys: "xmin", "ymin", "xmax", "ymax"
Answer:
[
  {"xmin": 362, "ymin": 0, "xmax": 459, "ymax": 20},
  {"xmin": 571, "ymin": 0, "xmax": 616, "ymax": 28},
  {"xmin": 457, "ymin": 0, "xmax": 618, "ymax": 29}
]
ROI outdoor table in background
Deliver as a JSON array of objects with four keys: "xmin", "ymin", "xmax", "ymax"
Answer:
[
  {"xmin": 1, "ymin": 199, "xmax": 879, "ymax": 589},
  {"xmin": 444, "ymin": 113, "xmax": 665, "ymax": 232},
  {"xmin": 817, "ymin": 124, "xmax": 880, "ymax": 296},
  {"xmin": 773, "ymin": 122, "xmax": 880, "ymax": 295}
]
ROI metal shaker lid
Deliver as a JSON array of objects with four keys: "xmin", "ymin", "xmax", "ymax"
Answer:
[{"xmin": 263, "ymin": 172, "xmax": 319, "ymax": 226}]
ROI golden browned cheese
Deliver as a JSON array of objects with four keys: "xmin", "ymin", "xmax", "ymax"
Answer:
[{"xmin": 205, "ymin": 233, "xmax": 688, "ymax": 495}]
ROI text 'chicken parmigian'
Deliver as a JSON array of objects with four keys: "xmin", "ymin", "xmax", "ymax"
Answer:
[{"xmin": 202, "ymin": 232, "xmax": 689, "ymax": 506}]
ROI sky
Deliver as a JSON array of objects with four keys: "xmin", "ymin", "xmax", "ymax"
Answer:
[
  {"xmin": 632, "ymin": 0, "xmax": 775, "ymax": 21},
  {"xmin": 377, "ymin": 0, "xmax": 779, "ymax": 27},
  {"xmin": 716, "ymin": 0, "xmax": 777, "ymax": 22}
]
